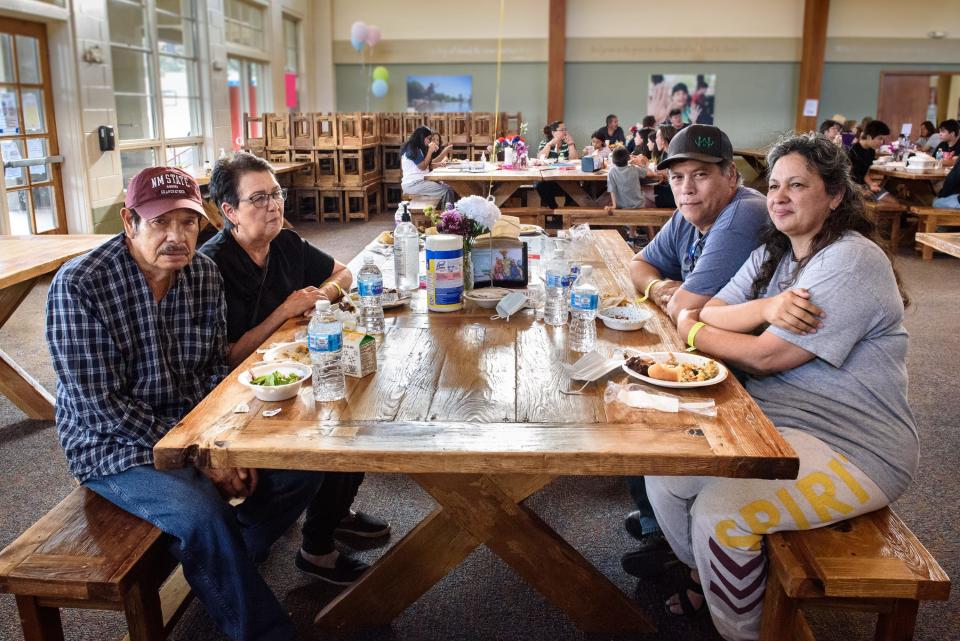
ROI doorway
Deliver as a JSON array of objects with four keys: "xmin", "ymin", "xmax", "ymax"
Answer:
[{"xmin": 0, "ymin": 18, "xmax": 66, "ymax": 235}]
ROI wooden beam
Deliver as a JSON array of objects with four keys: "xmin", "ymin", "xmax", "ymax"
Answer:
[
  {"xmin": 547, "ymin": 0, "xmax": 566, "ymax": 123},
  {"xmin": 795, "ymin": 0, "xmax": 830, "ymax": 132}
]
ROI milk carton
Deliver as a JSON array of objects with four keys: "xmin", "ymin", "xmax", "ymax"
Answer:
[{"xmin": 341, "ymin": 329, "xmax": 378, "ymax": 378}]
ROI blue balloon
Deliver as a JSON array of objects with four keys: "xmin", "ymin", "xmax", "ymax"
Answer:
[
  {"xmin": 371, "ymin": 79, "xmax": 388, "ymax": 97},
  {"xmin": 350, "ymin": 37, "xmax": 365, "ymax": 52}
]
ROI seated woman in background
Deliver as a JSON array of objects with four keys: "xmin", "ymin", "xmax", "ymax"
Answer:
[
  {"xmin": 915, "ymin": 120, "xmax": 940, "ymax": 152},
  {"xmin": 818, "ymin": 119, "xmax": 843, "ymax": 145},
  {"xmin": 648, "ymin": 125, "xmax": 678, "ymax": 209},
  {"xmin": 536, "ymin": 120, "xmax": 579, "ymax": 209},
  {"xmin": 644, "ymin": 134, "xmax": 917, "ymax": 641},
  {"xmin": 627, "ymin": 126, "xmax": 655, "ymax": 157},
  {"xmin": 200, "ymin": 152, "xmax": 391, "ymax": 586},
  {"xmin": 400, "ymin": 126, "xmax": 455, "ymax": 210}
]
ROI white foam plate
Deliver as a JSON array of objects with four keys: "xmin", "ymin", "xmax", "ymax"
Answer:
[{"xmin": 622, "ymin": 351, "xmax": 728, "ymax": 389}]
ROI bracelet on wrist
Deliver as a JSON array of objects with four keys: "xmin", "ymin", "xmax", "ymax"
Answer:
[
  {"xmin": 638, "ymin": 279, "xmax": 662, "ymax": 304},
  {"xmin": 686, "ymin": 321, "xmax": 706, "ymax": 352}
]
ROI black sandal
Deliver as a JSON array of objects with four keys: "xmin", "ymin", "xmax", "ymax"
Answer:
[{"xmin": 665, "ymin": 575, "xmax": 706, "ymax": 617}]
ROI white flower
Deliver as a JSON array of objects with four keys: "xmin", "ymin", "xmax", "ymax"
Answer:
[{"xmin": 455, "ymin": 195, "xmax": 501, "ymax": 230}]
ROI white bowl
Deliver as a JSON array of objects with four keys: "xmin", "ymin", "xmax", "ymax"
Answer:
[
  {"xmin": 239, "ymin": 361, "xmax": 311, "ymax": 401},
  {"xmin": 263, "ymin": 341, "xmax": 310, "ymax": 365},
  {"xmin": 464, "ymin": 287, "xmax": 512, "ymax": 309},
  {"xmin": 598, "ymin": 306, "xmax": 653, "ymax": 331}
]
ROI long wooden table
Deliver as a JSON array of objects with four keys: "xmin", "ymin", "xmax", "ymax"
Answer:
[
  {"xmin": 871, "ymin": 164, "xmax": 949, "ymax": 203},
  {"xmin": 153, "ymin": 230, "xmax": 798, "ymax": 634},
  {"xmin": 0, "ymin": 235, "xmax": 111, "ymax": 418},
  {"xmin": 915, "ymin": 232, "xmax": 960, "ymax": 259},
  {"xmin": 426, "ymin": 164, "xmax": 610, "ymax": 208}
]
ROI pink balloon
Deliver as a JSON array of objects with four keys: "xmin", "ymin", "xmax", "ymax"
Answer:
[
  {"xmin": 366, "ymin": 25, "xmax": 382, "ymax": 47},
  {"xmin": 350, "ymin": 21, "xmax": 368, "ymax": 42}
]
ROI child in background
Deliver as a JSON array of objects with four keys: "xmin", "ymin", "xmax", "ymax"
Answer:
[
  {"xmin": 606, "ymin": 146, "xmax": 646, "ymax": 211},
  {"xmin": 584, "ymin": 132, "xmax": 607, "ymax": 159},
  {"xmin": 848, "ymin": 120, "xmax": 899, "ymax": 204}
]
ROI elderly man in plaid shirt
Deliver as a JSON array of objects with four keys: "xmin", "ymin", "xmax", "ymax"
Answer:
[{"xmin": 46, "ymin": 167, "xmax": 323, "ymax": 641}]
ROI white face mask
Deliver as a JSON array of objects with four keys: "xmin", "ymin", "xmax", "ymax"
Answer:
[{"xmin": 491, "ymin": 291, "xmax": 529, "ymax": 321}]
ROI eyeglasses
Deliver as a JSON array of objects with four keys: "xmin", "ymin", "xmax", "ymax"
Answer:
[
  {"xmin": 682, "ymin": 232, "xmax": 707, "ymax": 274},
  {"xmin": 240, "ymin": 188, "xmax": 287, "ymax": 209}
]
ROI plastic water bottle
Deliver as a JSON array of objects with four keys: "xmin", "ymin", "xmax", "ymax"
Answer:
[
  {"xmin": 569, "ymin": 265, "xmax": 599, "ymax": 352},
  {"xmin": 357, "ymin": 256, "xmax": 385, "ymax": 334},
  {"xmin": 544, "ymin": 248, "xmax": 568, "ymax": 326},
  {"xmin": 308, "ymin": 301, "xmax": 345, "ymax": 401},
  {"xmin": 562, "ymin": 263, "xmax": 580, "ymax": 312},
  {"xmin": 935, "ymin": 149, "xmax": 944, "ymax": 169},
  {"xmin": 393, "ymin": 205, "xmax": 420, "ymax": 292}
]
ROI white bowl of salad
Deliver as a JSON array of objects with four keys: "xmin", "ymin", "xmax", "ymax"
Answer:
[{"xmin": 239, "ymin": 361, "xmax": 312, "ymax": 402}]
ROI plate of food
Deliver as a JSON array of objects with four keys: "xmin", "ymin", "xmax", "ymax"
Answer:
[
  {"xmin": 375, "ymin": 230, "xmax": 394, "ymax": 246},
  {"xmin": 263, "ymin": 340, "xmax": 310, "ymax": 365},
  {"xmin": 519, "ymin": 224, "xmax": 544, "ymax": 236},
  {"xmin": 347, "ymin": 289, "xmax": 408, "ymax": 309},
  {"xmin": 463, "ymin": 287, "xmax": 513, "ymax": 309},
  {"xmin": 239, "ymin": 361, "xmax": 311, "ymax": 401},
  {"xmin": 622, "ymin": 351, "xmax": 727, "ymax": 388}
]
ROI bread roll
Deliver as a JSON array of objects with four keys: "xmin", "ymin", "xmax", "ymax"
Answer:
[{"xmin": 648, "ymin": 362, "xmax": 682, "ymax": 382}]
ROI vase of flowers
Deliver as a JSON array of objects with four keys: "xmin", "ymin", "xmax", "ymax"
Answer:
[{"xmin": 430, "ymin": 195, "xmax": 502, "ymax": 292}]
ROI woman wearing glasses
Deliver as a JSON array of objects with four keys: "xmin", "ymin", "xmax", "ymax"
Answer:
[{"xmin": 199, "ymin": 151, "xmax": 389, "ymax": 586}]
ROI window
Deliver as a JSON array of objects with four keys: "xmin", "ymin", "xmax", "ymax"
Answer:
[
  {"xmin": 108, "ymin": 0, "xmax": 203, "ymax": 183},
  {"xmin": 225, "ymin": 0, "xmax": 265, "ymax": 49},
  {"xmin": 283, "ymin": 15, "xmax": 300, "ymax": 112},
  {"xmin": 228, "ymin": 57, "xmax": 268, "ymax": 150}
]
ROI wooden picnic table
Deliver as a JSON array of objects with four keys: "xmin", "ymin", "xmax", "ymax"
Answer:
[
  {"xmin": 0, "ymin": 235, "xmax": 111, "ymax": 418},
  {"xmin": 915, "ymin": 232, "xmax": 960, "ymax": 259},
  {"xmin": 426, "ymin": 164, "xmax": 611, "ymax": 208},
  {"xmin": 153, "ymin": 230, "xmax": 798, "ymax": 634},
  {"xmin": 870, "ymin": 164, "xmax": 949, "ymax": 203}
]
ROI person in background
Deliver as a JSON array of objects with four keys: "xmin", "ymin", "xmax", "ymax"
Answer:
[
  {"xmin": 646, "ymin": 133, "xmax": 916, "ymax": 640},
  {"xmin": 818, "ymin": 119, "xmax": 843, "ymax": 145},
  {"xmin": 536, "ymin": 120, "xmax": 579, "ymax": 209},
  {"xmin": 934, "ymin": 119, "xmax": 959, "ymax": 166},
  {"xmin": 598, "ymin": 114, "xmax": 626, "ymax": 145},
  {"xmin": 628, "ymin": 126, "xmax": 655, "ymax": 157},
  {"xmin": 606, "ymin": 146, "xmax": 647, "ymax": 211},
  {"xmin": 400, "ymin": 126, "xmax": 455, "ymax": 209},
  {"xmin": 933, "ymin": 161, "xmax": 960, "ymax": 209},
  {"xmin": 649, "ymin": 125, "xmax": 679, "ymax": 209},
  {"xmin": 584, "ymin": 132, "xmax": 607, "ymax": 159},
  {"xmin": 642, "ymin": 115, "xmax": 657, "ymax": 129},
  {"xmin": 848, "ymin": 120, "xmax": 899, "ymax": 204},
  {"xmin": 667, "ymin": 108, "xmax": 685, "ymax": 130},
  {"xmin": 622, "ymin": 126, "xmax": 768, "ymax": 579},
  {"xmin": 915, "ymin": 120, "xmax": 940, "ymax": 152},
  {"xmin": 200, "ymin": 152, "xmax": 391, "ymax": 585},
  {"xmin": 46, "ymin": 166, "xmax": 325, "ymax": 641}
]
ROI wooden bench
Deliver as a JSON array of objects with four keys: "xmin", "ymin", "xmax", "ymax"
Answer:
[
  {"xmin": 404, "ymin": 195, "xmax": 441, "ymax": 227},
  {"xmin": 863, "ymin": 200, "xmax": 908, "ymax": 250},
  {"xmin": 760, "ymin": 507, "xmax": 950, "ymax": 641},
  {"xmin": 0, "ymin": 486, "xmax": 192, "ymax": 641},
  {"xmin": 907, "ymin": 206, "xmax": 960, "ymax": 259}
]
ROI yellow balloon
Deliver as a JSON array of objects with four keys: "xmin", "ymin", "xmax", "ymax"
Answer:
[{"xmin": 372, "ymin": 66, "xmax": 389, "ymax": 82}]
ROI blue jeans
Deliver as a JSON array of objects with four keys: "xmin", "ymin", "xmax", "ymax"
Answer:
[
  {"xmin": 86, "ymin": 465, "xmax": 324, "ymax": 641},
  {"xmin": 933, "ymin": 194, "xmax": 960, "ymax": 209},
  {"xmin": 626, "ymin": 476, "xmax": 661, "ymax": 535}
]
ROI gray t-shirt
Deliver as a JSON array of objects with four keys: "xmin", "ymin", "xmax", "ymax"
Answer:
[
  {"xmin": 607, "ymin": 164, "xmax": 646, "ymax": 209},
  {"xmin": 715, "ymin": 232, "xmax": 918, "ymax": 500}
]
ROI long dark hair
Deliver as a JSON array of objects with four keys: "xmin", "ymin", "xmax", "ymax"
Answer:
[
  {"xmin": 651, "ymin": 125, "xmax": 676, "ymax": 163},
  {"xmin": 401, "ymin": 126, "xmax": 433, "ymax": 161},
  {"xmin": 751, "ymin": 133, "xmax": 909, "ymax": 307}
]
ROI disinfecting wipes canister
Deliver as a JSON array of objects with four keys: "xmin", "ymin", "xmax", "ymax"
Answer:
[{"xmin": 425, "ymin": 234, "xmax": 464, "ymax": 312}]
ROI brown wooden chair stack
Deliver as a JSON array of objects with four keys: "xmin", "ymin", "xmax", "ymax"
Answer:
[
  {"xmin": 0, "ymin": 486, "xmax": 192, "ymax": 641},
  {"xmin": 760, "ymin": 507, "xmax": 950, "ymax": 641},
  {"xmin": 242, "ymin": 114, "xmax": 266, "ymax": 157}
]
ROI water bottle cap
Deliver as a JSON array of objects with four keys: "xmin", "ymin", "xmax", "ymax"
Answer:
[
  {"xmin": 580, "ymin": 265, "xmax": 593, "ymax": 276},
  {"xmin": 363, "ymin": 255, "xmax": 374, "ymax": 265},
  {"xmin": 316, "ymin": 300, "xmax": 330, "ymax": 311}
]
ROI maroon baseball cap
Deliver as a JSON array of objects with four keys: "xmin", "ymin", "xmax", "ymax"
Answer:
[{"xmin": 124, "ymin": 166, "xmax": 206, "ymax": 220}]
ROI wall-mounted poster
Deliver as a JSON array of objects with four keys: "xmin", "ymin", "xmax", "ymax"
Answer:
[
  {"xmin": 407, "ymin": 75, "xmax": 472, "ymax": 112},
  {"xmin": 647, "ymin": 74, "xmax": 716, "ymax": 126}
]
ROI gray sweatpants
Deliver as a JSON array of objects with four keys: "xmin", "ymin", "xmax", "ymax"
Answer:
[
  {"xmin": 647, "ymin": 427, "xmax": 890, "ymax": 641},
  {"xmin": 402, "ymin": 179, "xmax": 457, "ymax": 210}
]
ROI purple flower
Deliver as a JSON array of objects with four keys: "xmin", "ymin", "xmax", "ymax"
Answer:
[{"xmin": 436, "ymin": 209, "xmax": 467, "ymax": 236}]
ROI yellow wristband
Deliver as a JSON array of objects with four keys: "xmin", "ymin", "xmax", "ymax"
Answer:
[
  {"xmin": 637, "ymin": 279, "xmax": 661, "ymax": 304},
  {"xmin": 328, "ymin": 281, "xmax": 345, "ymax": 300},
  {"xmin": 686, "ymin": 321, "xmax": 706, "ymax": 352}
]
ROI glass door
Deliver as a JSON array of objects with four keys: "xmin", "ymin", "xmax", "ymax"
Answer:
[{"xmin": 0, "ymin": 18, "xmax": 65, "ymax": 235}]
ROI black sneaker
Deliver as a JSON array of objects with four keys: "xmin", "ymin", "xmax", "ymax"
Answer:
[
  {"xmin": 295, "ymin": 551, "xmax": 369, "ymax": 585},
  {"xmin": 620, "ymin": 531, "xmax": 677, "ymax": 578},
  {"xmin": 334, "ymin": 511, "xmax": 391, "ymax": 539},
  {"xmin": 624, "ymin": 511, "xmax": 647, "ymax": 541}
]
